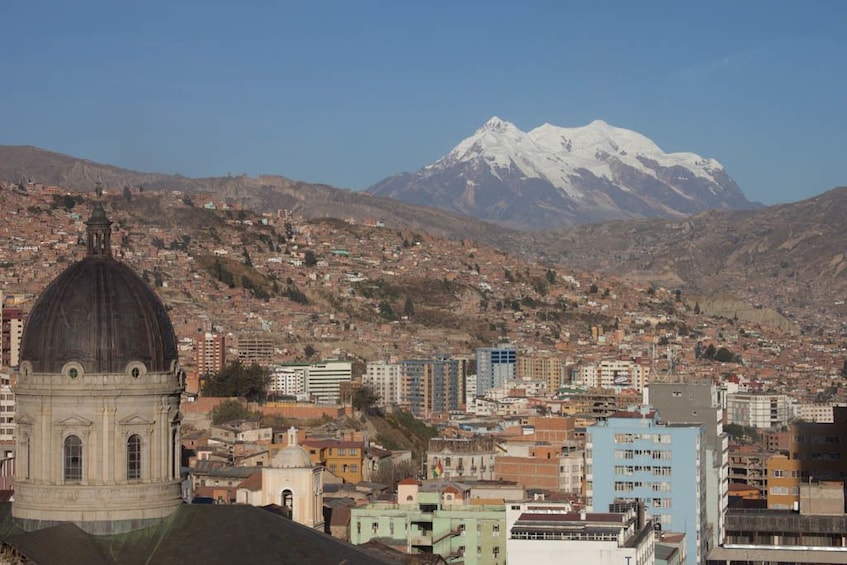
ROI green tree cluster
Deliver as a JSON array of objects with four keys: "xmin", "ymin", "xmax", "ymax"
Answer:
[
  {"xmin": 202, "ymin": 360, "xmax": 270, "ymax": 402},
  {"xmin": 211, "ymin": 399, "xmax": 258, "ymax": 424}
]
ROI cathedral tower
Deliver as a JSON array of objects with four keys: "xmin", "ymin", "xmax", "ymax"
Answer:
[{"xmin": 13, "ymin": 203, "xmax": 184, "ymax": 534}]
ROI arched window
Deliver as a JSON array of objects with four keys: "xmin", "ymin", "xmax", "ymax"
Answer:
[
  {"xmin": 282, "ymin": 489, "xmax": 293, "ymax": 509},
  {"xmin": 282, "ymin": 489, "xmax": 293, "ymax": 519},
  {"xmin": 127, "ymin": 434, "xmax": 142, "ymax": 480},
  {"xmin": 64, "ymin": 435, "xmax": 83, "ymax": 482}
]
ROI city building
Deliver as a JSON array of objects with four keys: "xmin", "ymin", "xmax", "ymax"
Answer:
[
  {"xmin": 304, "ymin": 360, "xmax": 352, "ymax": 404},
  {"xmin": 505, "ymin": 500, "xmax": 655, "ymax": 565},
  {"xmin": 400, "ymin": 355, "xmax": 465, "ymax": 417},
  {"xmin": 586, "ymin": 407, "xmax": 707, "ymax": 564},
  {"xmin": 476, "ymin": 343, "xmax": 516, "ymax": 396},
  {"xmin": 301, "ymin": 437, "xmax": 365, "ymax": 483},
  {"xmin": 236, "ymin": 333, "xmax": 274, "ymax": 365},
  {"xmin": 0, "ymin": 305, "xmax": 23, "ymax": 369},
  {"xmin": 0, "ymin": 204, "xmax": 391, "ymax": 565},
  {"xmin": 727, "ymin": 444, "xmax": 767, "ymax": 497},
  {"xmin": 713, "ymin": 481, "xmax": 847, "ymax": 564},
  {"xmin": 363, "ymin": 360, "xmax": 404, "ymax": 409},
  {"xmin": 350, "ymin": 478, "xmax": 507, "ymax": 564},
  {"xmin": 14, "ymin": 204, "xmax": 185, "ymax": 533},
  {"xmin": 516, "ymin": 355, "xmax": 566, "ymax": 391},
  {"xmin": 647, "ymin": 380, "xmax": 728, "ymax": 553},
  {"xmin": 268, "ymin": 363, "xmax": 307, "ymax": 398},
  {"xmin": 235, "ymin": 427, "xmax": 324, "ymax": 528},
  {"xmin": 576, "ymin": 359, "xmax": 650, "ymax": 393},
  {"xmin": 195, "ymin": 331, "xmax": 225, "ymax": 378},
  {"xmin": 725, "ymin": 392, "xmax": 790, "ymax": 429},
  {"xmin": 426, "ymin": 437, "xmax": 499, "ymax": 481},
  {"xmin": 764, "ymin": 406, "xmax": 847, "ymax": 510},
  {"xmin": 0, "ymin": 372, "xmax": 13, "ymax": 456}
]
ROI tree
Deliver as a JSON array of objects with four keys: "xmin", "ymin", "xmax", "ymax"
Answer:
[
  {"xmin": 304, "ymin": 249, "xmax": 318, "ymax": 267},
  {"xmin": 378, "ymin": 300, "xmax": 396, "ymax": 321},
  {"xmin": 123, "ymin": 185, "xmax": 133, "ymax": 201},
  {"xmin": 304, "ymin": 344, "xmax": 316, "ymax": 359},
  {"xmin": 403, "ymin": 296, "xmax": 415, "ymax": 318},
  {"xmin": 242, "ymin": 247, "xmax": 253, "ymax": 267},
  {"xmin": 714, "ymin": 347, "xmax": 734, "ymax": 363},
  {"xmin": 352, "ymin": 386, "xmax": 380, "ymax": 414},
  {"xmin": 704, "ymin": 343, "xmax": 717, "ymax": 359},
  {"xmin": 202, "ymin": 360, "xmax": 270, "ymax": 402},
  {"xmin": 694, "ymin": 302, "xmax": 701, "ymax": 314},
  {"xmin": 211, "ymin": 399, "xmax": 253, "ymax": 424}
]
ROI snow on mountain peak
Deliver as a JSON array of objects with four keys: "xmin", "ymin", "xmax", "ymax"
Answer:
[{"xmin": 431, "ymin": 117, "xmax": 726, "ymax": 193}]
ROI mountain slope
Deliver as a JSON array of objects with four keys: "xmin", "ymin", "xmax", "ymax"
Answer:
[
  {"xmin": 508, "ymin": 186, "xmax": 847, "ymax": 332},
  {"xmin": 0, "ymin": 145, "xmax": 515, "ymax": 244},
  {"xmin": 368, "ymin": 117, "xmax": 757, "ymax": 230}
]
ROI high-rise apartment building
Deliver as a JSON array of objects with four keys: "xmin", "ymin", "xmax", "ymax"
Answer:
[
  {"xmin": 1, "ymin": 306, "xmax": 24, "ymax": 369},
  {"xmin": 400, "ymin": 355, "xmax": 465, "ymax": 417},
  {"xmin": 363, "ymin": 361, "xmax": 404, "ymax": 409},
  {"xmin": 516, "ymin": 355, "xmax": 565, "ymax": 391},
  {"xmin": 647, "ymin": 380, "xmax": 729, "ymax": 554},
  {"xmin": 476, "ymin": 343, "xmax": 516, "ymax": 395},
  {"xmin": 195, "ymin": 332, "xmax": 225, "ymax": 377},
  {"xmin": 586, "ymin": 407, "xmax": 708, "ymax": 565}
]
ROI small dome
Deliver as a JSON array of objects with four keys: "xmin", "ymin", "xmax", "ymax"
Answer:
[
  {"xmin": 272, "ymin": 427, "xmax": 312, "ymax": 468},
  {"xmin": 19, "ymin": 205, "xmax": 178, "ymax": 374},
  {"xmin": 272, "ymin": 445, "xmax": 313, "ymax": 469}
]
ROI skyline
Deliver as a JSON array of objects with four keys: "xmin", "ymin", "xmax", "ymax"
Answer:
[{"xmin": 2, "ymin": 1, "xmax": 845, "ymax": 205}]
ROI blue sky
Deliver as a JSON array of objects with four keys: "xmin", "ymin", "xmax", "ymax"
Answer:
[{"xmin": 1, "ymin": 1, "xmax": 844, "ymax": 205}]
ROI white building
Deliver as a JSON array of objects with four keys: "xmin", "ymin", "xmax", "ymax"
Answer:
[
  {"xmin": 268, "ymin": 364, "xmax": 306, "ymax": 398},
  {"xmin": 235, "ymin": 427, "xmax": 323, "ymax": 528},
  {"xmin": 305, "ymin": 360, "xmax": 352, "ymax": 404},
  {"xmin": 577, "ymin": 359, "xmax": 649, "ymax": 392},
  {"xmin": 505, "ymin": 501, "xmax": 655, "ymax": 565},
  {"xmin": 794, "ymin": 402, "xmax": 841, "ymax": 423},
  {"xmin": 726, "ymin": 393, "xmax": 790, "ymax": 429},
  {"xmin": 363, "ymin": 361, "xmax": 403, "ymax": 408}
]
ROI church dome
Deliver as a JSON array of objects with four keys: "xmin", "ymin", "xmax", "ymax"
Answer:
[
  {"xmin": 19, "ymin": 204, "xmax": 178, "ymax": 374},
  {"xmin": 272, "ymin": 445, "xmax": 313, "ymax": 469},
  {"xmin": 272, "ymin": 427, "xmax": 313, "ymax": 468}
]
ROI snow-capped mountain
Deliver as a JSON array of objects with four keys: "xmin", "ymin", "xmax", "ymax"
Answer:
[{"xmin": 368, "ymin": 117, "xmax": 757, "ymax": 230}]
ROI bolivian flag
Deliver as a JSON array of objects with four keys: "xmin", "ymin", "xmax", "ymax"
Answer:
[{"xmin": 433, "ymin": 460, "xmax": 444, "ymax": 478}]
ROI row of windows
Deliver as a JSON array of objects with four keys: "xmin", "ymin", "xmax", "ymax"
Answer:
[
  {"xmin": 794, "ymin": 435, "xmax": 842, "ymax": 444},
  {"xmin": 63, "ymin": 434, "xmax": 142, "ymax": 482},
  {"xmin": 614, "ymin": 449, "xmax": 672, "ymax": 460},
  {"xmin": 614, "ymin": 433, "xmax": 672, "ymax": 444},
  {"xmin": 614, "ymin": 465, "xmax": 672, "ymax": 476},
  {"xmin": 329, "ymin": 464, "xmax": 358, "ymax": 474},
  {"xmin": 769, "ymin": 486, "xmax": 800, "ymax": 495}
]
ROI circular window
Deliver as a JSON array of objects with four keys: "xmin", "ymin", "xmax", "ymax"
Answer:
[
  {"xmin": 131, "ymin": 367, "xmax": 141, "ymax": 378},
  {"xmin": 69, "ymin": 368, "xmax": 79, "ymax": 379}
]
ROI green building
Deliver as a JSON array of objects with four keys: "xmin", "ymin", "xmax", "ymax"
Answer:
[{"xmin": 350, "ymin": 479, "xmax": 507, "ymax": 565}]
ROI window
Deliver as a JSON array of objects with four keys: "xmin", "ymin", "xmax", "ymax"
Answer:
[
  {"xmin": 372, "ymin": 521, "xmax": 378, "ymax": 533},
  {"xmin": 492, "ymin": 523, "xmax": 500, "ymax": 536},
  {"xmin": 351, "ymin": 464, "xmax": 358, "ymax": 473},
  {"xmin": 64, "ymin": 435, "xmax": 83, "ymax": 481},
  {"xmin": 127, "ymin": 434, "xmax": 141, "ymax": 480}
]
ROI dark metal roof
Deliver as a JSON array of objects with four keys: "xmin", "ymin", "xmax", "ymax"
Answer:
[
  {"xmin": 0, "ymin": 503, "xmax": 399, "ymax": 565},
  {"xmin": 20, "ymin": 206, "xmax": 177, "ymax": 374}
]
